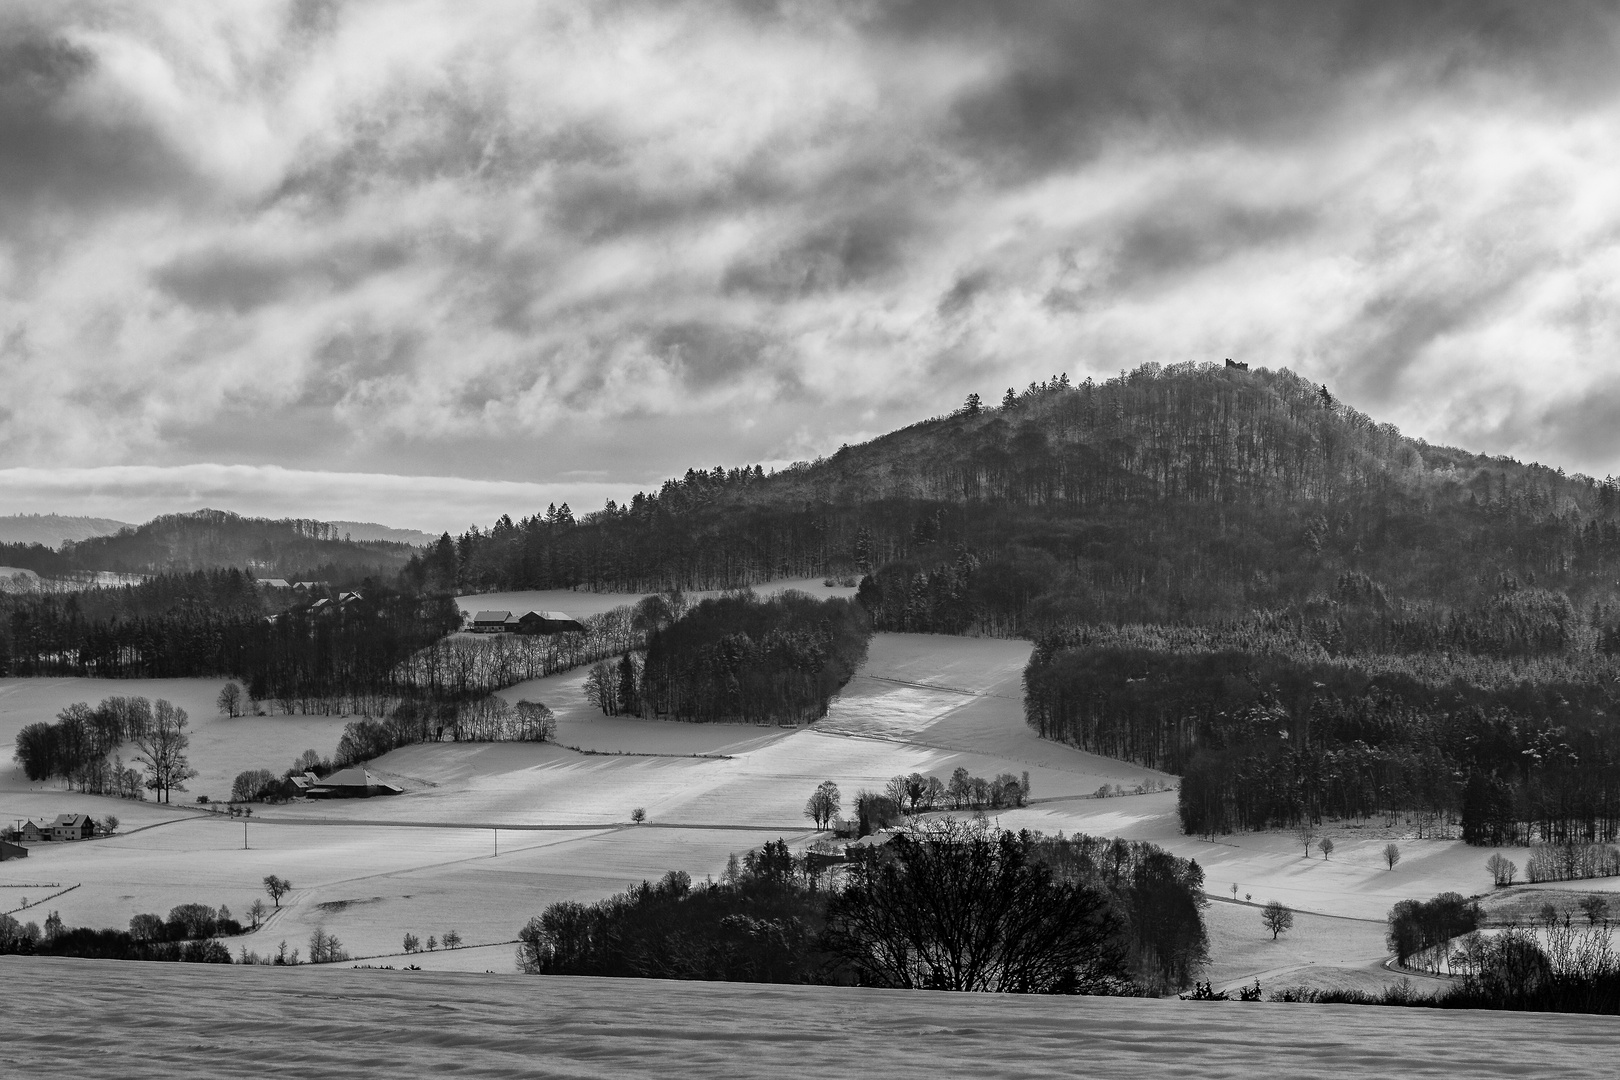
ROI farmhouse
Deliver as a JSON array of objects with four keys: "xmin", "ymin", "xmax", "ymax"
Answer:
[
  {"xmin": 470, "ymin": 609, "xmax": 586, "ymax": 634},
  {"xmin": 516, "ymin": 610, "xmax": 587, "ymax": 635},
  {"xmin": 16, "ymin": 815, "xmax": 96, "ymax": 842},
  {"xmin": 306, "ymin": 767, "xmax": 404, "ymax": 799},
  {"xmin": 470, "ymin": 610, "xmax": 515, "ymax": 632},
  {"xmin": 50, "ymin": 814, "xmax": 96, "ymax": 841},
  {"xmin": 259, "ymin": 578, "xmax": 292, "ymax": 589},
  {"xmin": 0, "ymin": 838, "xmax": 25, "ymax": 861}
]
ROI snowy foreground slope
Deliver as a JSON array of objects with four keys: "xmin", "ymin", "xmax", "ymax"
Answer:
[{"xmin": 4, "ymin": 956, "xmax": 1615, "ymax": 1080}]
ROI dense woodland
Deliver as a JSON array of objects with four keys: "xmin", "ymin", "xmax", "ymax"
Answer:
[
  {"xmin": 579, "ymin": 590, "xmax": 872, "ymax": 725},
  {"xmin": 633, "ymin": 591, "xmax": 871, "ymax": 724},
  {"xmin": 517, "ymin": 823, "xmax": 1207, "ymax": 993}
]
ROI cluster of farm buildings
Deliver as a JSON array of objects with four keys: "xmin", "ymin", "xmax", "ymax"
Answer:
[
  {"xmin": 1, "ymin": 814, "xmax": 98, "ymax": 859},
  {"xmin": 469, "ymin": 609, "xmax": 586, "ymax": 634}
]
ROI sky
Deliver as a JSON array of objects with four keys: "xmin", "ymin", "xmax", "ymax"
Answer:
[{"xmin": 3, "ymin": 1, "xmax": 1620, "ymax": 533}]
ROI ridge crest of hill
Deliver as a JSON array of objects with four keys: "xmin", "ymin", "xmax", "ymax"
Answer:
[{"xmin": 0, "ymin": 513, "xmax": 132, "ymax": 547}]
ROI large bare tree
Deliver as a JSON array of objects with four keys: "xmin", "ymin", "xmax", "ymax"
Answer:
[{"xmin": 132, "ymin": 699, "xmax": 197, "ymax": 804}]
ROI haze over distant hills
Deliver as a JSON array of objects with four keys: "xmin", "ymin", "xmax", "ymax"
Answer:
[
  {"xmin": 0, "ymin": 514, "xmax": 131, "ymax": 547},
  {"xmin": 323, "ymin": 521, "xmax": 436, "ymax": 545}
]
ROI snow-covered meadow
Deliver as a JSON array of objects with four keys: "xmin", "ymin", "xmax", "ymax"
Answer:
[{"xmin": 4, "ymin": 631, "xmax": 1619, "ymax": 988}]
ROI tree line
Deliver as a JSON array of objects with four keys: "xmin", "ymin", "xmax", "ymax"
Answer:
[{"xmin": 517, "ymin": 821, "xmax": 1207, "ymax": 993}]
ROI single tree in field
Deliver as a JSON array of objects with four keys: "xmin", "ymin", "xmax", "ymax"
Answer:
[
  {"xmin": 403, "ymin": 932, "xmax": 420, "ymax": 953},
  {"xmin": 1317, "ymin": 837, "xmax": 1334, "ymax": 860},
  {"xmin": 1262, "ymin": 900, "xmax": 1294, "ymax": 940},
  {"xmin": 1580, "ymin": 895, "xmax": 1610, "ymax": 925},
  {"xmin": 442, "ymin": 929, "xmax": 462, "ymax": 949},
  {"xmin": 217, "ymin": 682, "xmax": 243, "ymax": 718},
  {"xmin": 427, "ymin": 935, "xmax": 438, "ymax": 951},
  {"xmin": 1231, "ymin": 883, "xmax": 1239, "ymax": 901},
  {"xmin": 248, "ymin": 898, "xmax": 267, "ymax": 928},
  {"xmin": 630, "ymin": 807, "xmax": 647, "ymax": 824},
  {"xmin": 101, "ymin": 814, "xmax": 119, "ymax": 835},
  {"xmin": 805, "ymin": 780, "xmax": 841, "ymax": 829},
  {"xmin": 263, "ymin": 874, "xmax": 292, "ymax": 908},
  {"xmin": 133, "ymin": 699, "xmax": 198, "ymax": 803},
  {"xmin": 1295, "ymin": 820, "xmax": 1318, "ymax": 858},
  {"xmin": 1383, "ymin": 843, "xmax": 1401, "ymax": 871}
]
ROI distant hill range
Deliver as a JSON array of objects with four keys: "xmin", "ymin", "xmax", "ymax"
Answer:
[
  {"xmin": 0, "ymin": 508, "xmax": 427, "ymax": 582},
  {"xmin": 325, "ymin": 521, "xmax": 436, "ymax": 545},
  {"xmin": 0, "ymin": 514, "xmax": 132, "ymax": 547}
]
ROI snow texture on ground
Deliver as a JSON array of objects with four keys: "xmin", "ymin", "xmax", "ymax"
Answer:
[{"xmin": 4, "ymin": 956, "xmax": 1617, "ymax": 1079}]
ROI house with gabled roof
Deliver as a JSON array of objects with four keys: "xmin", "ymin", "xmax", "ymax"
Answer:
[
  {"xmin": 471, "ymin": 610, "xmax": 513, "ymax": 633},
  {"xmin": 50, "ymin": 814, "xmax": 96, "ymax": 841}
]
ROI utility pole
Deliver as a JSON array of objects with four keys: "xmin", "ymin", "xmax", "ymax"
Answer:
[
  {"xmin": 243, "ymin": 822, "xmax": 248, "ymax": 850},
  {"xmin": 494, "ymin": 828, "xmax": 498, "ymax": 857}
]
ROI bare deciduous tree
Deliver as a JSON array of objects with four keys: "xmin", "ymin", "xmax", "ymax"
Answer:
[
  {"xmin": 805, "ymin": 780, "xmax": 841, "ymax": 829},
  {"xmin": 1317, "ymin": 837, "xmax": 1334, "ymax": 860},
  {"xmin": 263, "ymin": 874, "xmax": 292, "ymax": 908},
  {"xmin": 1383, "ymin": 843, "xmax": 1401, "ymax": 870},
  {"xmin": 1486, "ymin": 853, "xmax": 1518, "ymax": 886},
  {"xmin": 1262, "ymin": 900, "xmax": 1294, "ymax": 940},
  {"xmin": 132, "ymin": 699, "xmax": 198, "ymax": 804},
  {"xmin": 248, "ymin": 898, "xmax": 267, "ymax": 928},
  {"xmin": 217, "ymin": 682, "xmax": 243, "ymax": 718},
  {"xmin": 1295, "ymin": 820, "xmax": 1318, "ymax": 858},
  {"xmin": 630, "ymin": 807, "xmax": 647, "ymax": 824}
]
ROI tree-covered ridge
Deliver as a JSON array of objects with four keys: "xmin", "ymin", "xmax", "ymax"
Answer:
[
  {"xmin": 417, "ymin": 363, "xmax": 1620, "ymax": 633},
  {"xmin": 34, "ymin": 508, "xmax": 421, "ymax": 580}
]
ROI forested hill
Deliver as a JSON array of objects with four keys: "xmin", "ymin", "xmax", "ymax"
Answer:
[
  {"xmin": 420, "ymin": 362, "xmax": 1620, "ymax": 634},
  {"xmin": 48, "ymin": 509, "xmax": 421, "ymax": 581}
]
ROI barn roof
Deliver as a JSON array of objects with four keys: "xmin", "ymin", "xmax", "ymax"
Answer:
[
  {"xmin": 316, "ymin": 767, "xmax": 377, "ymax": 788},
  {"xmin": 472, "ymin": 610, "xmax": 512, "ymax": 623},
  {"xmin": 517, "ymin": 610, "xmax": 587, "ymax": 632}
]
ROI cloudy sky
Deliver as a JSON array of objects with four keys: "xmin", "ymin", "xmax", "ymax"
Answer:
[{"xmin": 3, "ymin": 1, "xmax": 1620, "ymax": 532}]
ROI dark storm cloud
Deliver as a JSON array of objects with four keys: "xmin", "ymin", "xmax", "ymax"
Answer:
[
  {"xmin": 874, "ymin": 0, "xmax": 1620, "ymax": 174},
  {"xmin": 4, "ymin": 0, "xmax": 1620, "ymax": 525},
  {"xmin": 0, "ymin": 29, "xmax": 193, "ymax": 215},
  {"xmin": 154, "ymin": 241, "xmax": 414, "ymax": 313}
]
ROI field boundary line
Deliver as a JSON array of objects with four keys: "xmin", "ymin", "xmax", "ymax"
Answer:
[{"xmin": 2, "ymin": 882, "xmax": 80, "ymax": 917}]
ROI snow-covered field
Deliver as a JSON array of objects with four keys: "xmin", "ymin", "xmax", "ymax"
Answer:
[
  {"xmin": 6, "ymin": 632, "xmax": 1620, "ymax": 991},
  {"xmin": 0, "ymin": 676, "xmax": 352, "ymax": 799},
  {"xmin": 453, "ymin": 576, "xmax": 859, "ymax": 622},
  {"xmin": 5, "ymin": 956, "xmax": 1616, "ymax": 1080}
]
